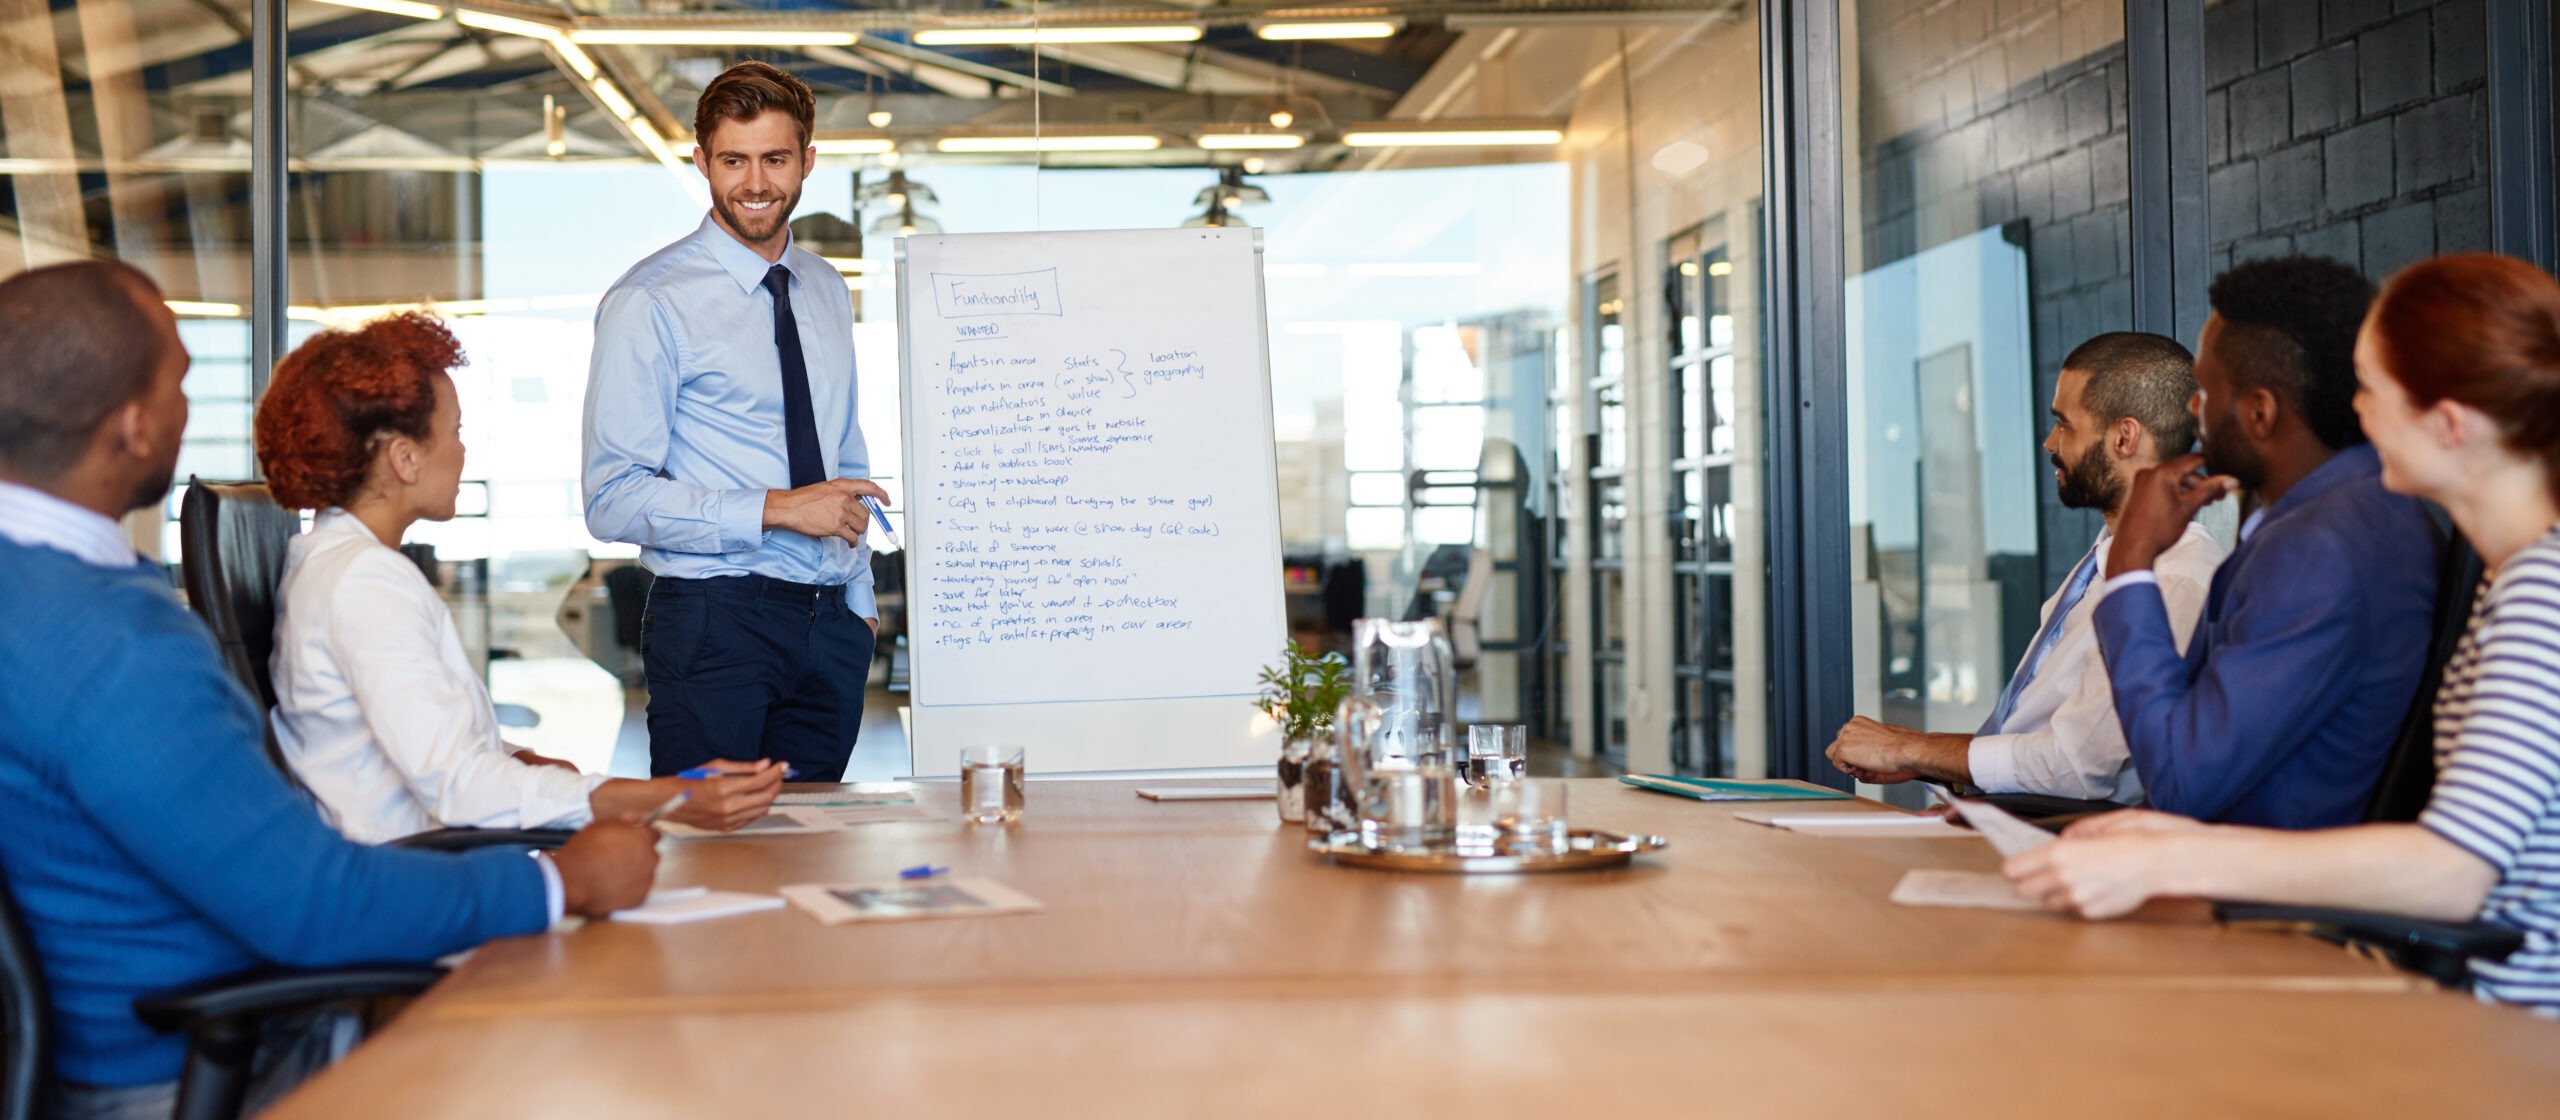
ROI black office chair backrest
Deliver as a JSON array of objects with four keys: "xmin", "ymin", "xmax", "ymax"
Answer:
[
  {"xmin": 2365, "ymin": 527, "xmax": 2487, "ymax": 823},
  {"xmin": 178, "ymin": 479, "xmax": 302, "ymax": 779},
  {"xmin": 0, "ymin": 863, "xmax": 52, "ymax": 1120}
]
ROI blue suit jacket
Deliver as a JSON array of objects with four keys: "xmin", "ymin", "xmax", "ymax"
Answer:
[{"xmin": 2094, "ymin": 445, "xmax": 2440, "ymax": 828}]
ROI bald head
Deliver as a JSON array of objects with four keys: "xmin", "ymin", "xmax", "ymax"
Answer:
[{"xmin": 0, "ymin": 261, "xmax": 172, "ymax": 482}]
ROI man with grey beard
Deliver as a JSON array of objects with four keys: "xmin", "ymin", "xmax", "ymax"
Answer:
[{"xmin": 1826, "ymin": 332, "xmax": 2227, "ymax": 802}]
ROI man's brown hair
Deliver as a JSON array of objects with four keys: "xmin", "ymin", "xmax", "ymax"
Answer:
[{"xmin": 693, "ymin": 60, "xmax": 816, "ymax": 151}]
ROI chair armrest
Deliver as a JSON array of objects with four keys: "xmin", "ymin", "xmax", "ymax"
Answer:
[
  {"xmin": 2214, "ymin": 902, "xmax": 2525, "ymax": 988},
  {"xmin": 132, "ymin": 966, "xmax": 443, "ymax": 1034},
  {"xmin": 387, "ymin": 827, "xmax": 573, "ymax": 852}
]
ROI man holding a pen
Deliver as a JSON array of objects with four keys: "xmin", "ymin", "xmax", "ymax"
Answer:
[{"xmin": 583, "ymin": 61, "xmax": 887, "ymax": 782}]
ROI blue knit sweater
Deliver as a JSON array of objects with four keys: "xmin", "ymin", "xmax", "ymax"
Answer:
[{"xmin": 0, "ymin": 536, "xmax": 547, "ymax": 1087}]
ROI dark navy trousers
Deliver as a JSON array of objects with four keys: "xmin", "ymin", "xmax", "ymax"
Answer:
[{"xmin": 640, "ymin": 574, "xmax": 873, "ymax": 781}]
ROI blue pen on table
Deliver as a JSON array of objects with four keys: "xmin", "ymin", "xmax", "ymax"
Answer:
[
  {"xmin": 898, "ymin": 865, "xmax": 948, "ymax": 880},
  {"xmin": 859, "ymin": 493, "xmax": 903, "ymax": 551},
  {"xmin": 676, "ymin": 764, "xmax": 798, "ymax": 781}
]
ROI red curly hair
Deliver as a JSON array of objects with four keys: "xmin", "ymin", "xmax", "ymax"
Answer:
[{"xmin": 253, "ymin": 311, "xmax": 464, "ymax": 510}]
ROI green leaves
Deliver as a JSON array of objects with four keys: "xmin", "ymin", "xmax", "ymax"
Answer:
[{"xmin": 1255, "ymin": 643, "xmax": 1351, "ymax": 742}]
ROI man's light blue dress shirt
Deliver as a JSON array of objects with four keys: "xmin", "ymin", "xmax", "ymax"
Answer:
[{"xmin": 583, "ymin": 214, "xmax": 876, "ymax": 618}]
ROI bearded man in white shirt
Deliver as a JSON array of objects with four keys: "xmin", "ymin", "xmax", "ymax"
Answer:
[{"xmin": 1825, "ymin": 332, "xmax": 2227, "ymax": 804}]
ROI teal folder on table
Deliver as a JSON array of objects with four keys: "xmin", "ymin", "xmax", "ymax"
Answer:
[{"xmin": 1619, "ymin": 774, "xmax": 1853, "ymax": 802}]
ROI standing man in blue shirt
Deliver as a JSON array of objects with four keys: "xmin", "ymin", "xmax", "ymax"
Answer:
[
  {"xmin": 584, "ymin": 62, "xmax": 888, "ymax": 781},
  {"xmin": 2096, "ymin": 256, "xmax": 2441, "ymax": 829}
]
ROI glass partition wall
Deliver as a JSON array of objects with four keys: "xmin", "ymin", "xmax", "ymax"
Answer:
[{"xmin": 21, "ymin": 0, "xmax": 2540, "ymax": 781}]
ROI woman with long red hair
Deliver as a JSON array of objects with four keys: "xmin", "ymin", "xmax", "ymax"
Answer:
[
  {"xmin": 254, "ymin": 312, "xmax": 781, "ymax": 842},
  {"xmin": 2006, "ymin": 254, "xmax": 2560, "ymax": 1012}
]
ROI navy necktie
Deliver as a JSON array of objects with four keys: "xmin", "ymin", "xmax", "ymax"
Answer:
[
  {"xmin": 763, "ymin": 265, "xmax": 825, "ymax": 490},
  {"xmin": 1977, "ymin": 540, "xmax": 2103, "ymax": 735}
]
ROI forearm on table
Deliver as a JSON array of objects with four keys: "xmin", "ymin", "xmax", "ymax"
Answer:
[{"xmin": 2156, "ymin": 823, "xmax": 2497, "ymax": 922}]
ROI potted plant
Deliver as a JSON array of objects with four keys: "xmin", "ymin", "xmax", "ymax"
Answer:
[{"xmin": 1256, "ymin": 643, "xmax": 1350, "ymax": 825}]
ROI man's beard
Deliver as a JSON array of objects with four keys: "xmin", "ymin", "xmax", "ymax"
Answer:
[
  {"xmin": 125, "ymin": 463, "xmax": 175, "ymax": 517},
  {"xmin": 714, "ymin": 185, "xmax": 800, "ymax": 246},
  {"xmin": 2199, "ymin": 414, "xmax": 2267, "ymax": 492},
  {"xmin": 2054, "ymin": 438, "xmax": 2121, "ymax": 512}
]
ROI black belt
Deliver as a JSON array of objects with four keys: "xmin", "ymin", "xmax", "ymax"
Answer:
[{"xmin": 661, "ymin": 573, "xmax": 842, "ymax": 605}]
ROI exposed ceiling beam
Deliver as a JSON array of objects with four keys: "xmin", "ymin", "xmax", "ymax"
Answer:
[
  {"xmin": 858, "ymin": 36, "xmax": 1073, "ymax": 98},
  {"xmin": 804, "ymin": 42, "xmax": 995, "ymax": 101}
]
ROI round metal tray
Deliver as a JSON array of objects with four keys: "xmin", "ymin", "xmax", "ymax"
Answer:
[{"xmin": 1308, "ymin": 828, "xmax": 1669, "ymax": 873}]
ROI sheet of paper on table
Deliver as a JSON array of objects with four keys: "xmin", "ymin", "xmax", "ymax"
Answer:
[
  {"xmin": 780, "ymin": 879, "xmax": 1045, "ymax": 925},
  {"xmin": 777, "ymin": 785, "xmax": 919, "ymax": 807},
  {"xmin": 1732, "ymin": 811, "xmax": 1974, "ymax": 839},
  {"xmin": 657, "ymin": 804, "xmax": 936, "ymax": 838},
  {"xmin": 1136, "ymin": 787, "xmax": 1276, "ymax": 801},
  {"xmin": 1889, "ymin": 869, "xmax": 2044, "ymax": 912},
  {"xmin": 610, "ymin": 886, "xmax": 788, "ymax": 925},
  {"xmin": 1922, "ymin": 784, "xmax": 2058, "ymax": 858}
]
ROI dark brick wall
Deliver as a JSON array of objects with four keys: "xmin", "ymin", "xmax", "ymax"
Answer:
[
  {"xmin": 1857, "ymin": 40, "xmax": 2132, "ymax": 600},
  {"xmin": 2205, "ymin": 0, "xmax": 2490, "ymax": 277}
]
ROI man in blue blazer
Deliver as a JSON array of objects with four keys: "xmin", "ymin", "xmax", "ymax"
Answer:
[
  {"xmin": 2094, "ymin": 256, "xmax": 2440, "ymax": 829},
  {"xmin": 0, "ymin": 262, "xmax": 660, "ymax": 1116}
]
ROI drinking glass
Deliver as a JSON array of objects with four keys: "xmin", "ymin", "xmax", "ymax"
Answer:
[
  {"xmin": 1463, "ymin": 725, "xmax": 1528, "ymax": 787},
  {"xmin": 1359, "ymin": 760, "xmax": 1458, "ymax": 852},
  {"xmin": 960, "ymin": 746, "xmax": 1025, "ymax": 825},
  {"xmin": 1493, "ymin": 779, "xmax": 1569, "ymax": 857}
]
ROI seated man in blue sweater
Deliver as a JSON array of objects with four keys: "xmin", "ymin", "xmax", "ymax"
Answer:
[
  {"xmin": 2096, "ymin": 256, "xmax": 2441, "ymax": 828},
  {"xmin": 0, "ymin": 261, "xmax": 660, "ymax": 1118}
]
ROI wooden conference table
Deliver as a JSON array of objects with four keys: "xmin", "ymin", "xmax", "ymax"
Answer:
[{"xmin": 267, "ymin": 779, "xmax": 2560, "ymax": 1117}]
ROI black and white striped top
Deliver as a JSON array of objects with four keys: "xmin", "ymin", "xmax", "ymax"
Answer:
[{"xmin": 2419, "ymin": 526, "xmax": 2560, "ymax": 1013}]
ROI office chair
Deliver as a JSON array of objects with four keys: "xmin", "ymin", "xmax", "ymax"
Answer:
[
  {"xmin": 2212, "ymin": 536, "xmax": 2524, "ymax": 990},
  {"xmin": 177, "ymin": 481, "xmax": 570, "ymax": 854},
  {"xmin": 3, "ymin": 862, "xmax": 439, "ymax": 1120}
]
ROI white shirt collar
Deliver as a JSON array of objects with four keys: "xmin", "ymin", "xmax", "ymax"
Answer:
[
  {"xmin": 2239, "ymin": 508, "xmax": 2267, "ymax": 543},
  {"xmin": 0, "ymin": 480, "xmax": 139, "ymax": 568}
]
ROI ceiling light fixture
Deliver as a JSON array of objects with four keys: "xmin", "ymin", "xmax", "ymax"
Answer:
[
  {"xmin": 812, "ymin": 138, "xmax": 898, "ymax": 155},
  {"xmin": 914, "ymin": 25, "xmax": 1202, "ymax": 46},
  {"xmin": 1340, "ymin": 127, "xmax": 1564, "ymax": 148},
  {"xmin": 570, "ymin": 28, "xmax": 858, "ymax": 46},
  {"xmin": 936, "ymin": 135, "xmax": 1161, "ymax": 153},
  {"xmin": 457, "ymin": 11, "xmax": 596, "ymax": 79},
  {"xmin": 1198, "ymin": 133, "xmax": 1305, "ymax": 150},
  {"xmin": 589, "ymin": 78, "xmax": 637, "ymax": 121},
  {"xmin": 868, "ymin": 109, "xmax": 893, "ymax": 128},
  {"xmin": 1252, "ymin": 19, "xmax": 1402, "ymax": 41},
  {"xmin": 315, "ymin": 0, "xmax": 444, "ymax": 20}
]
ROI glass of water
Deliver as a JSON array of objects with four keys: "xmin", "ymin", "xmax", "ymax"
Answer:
[
  {"xmin": 960, "ymin": 745, "xmax": 1025, "ymax": 826},
  {"xmin": 1493, "ymin": 779, "xmax": 1569, "ymax": 857},
  {"xmin": 1463, "ymin": 725, "xmax": 1528, "ymax": 787}
]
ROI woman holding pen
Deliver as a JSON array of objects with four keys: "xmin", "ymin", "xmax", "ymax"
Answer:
[{"xmin": 253, "ymin": 313, "xmax": 782, "ymax": 843}]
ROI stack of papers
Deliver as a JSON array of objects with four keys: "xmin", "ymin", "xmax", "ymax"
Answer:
[
  {"xmin": 1889, "ymin": 870, "xmax": 2043, "ymax": 911},
  {"xmin": 1621, "ymin": 774, "xmax": 1853, "ymax": 802},
  {"xmin": 658, "ymin": 802, "xmax": 936, "ymax": 838}
]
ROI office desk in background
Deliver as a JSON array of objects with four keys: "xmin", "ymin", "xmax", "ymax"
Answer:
[{"xmin": 263, "ymin": 780, "xmax": 2560, "ymax": 1117}]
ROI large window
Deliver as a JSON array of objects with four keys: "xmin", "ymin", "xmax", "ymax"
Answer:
[{"xmin": 1839, "ymin": 0, "xmax": 2132, "ymax": 764}]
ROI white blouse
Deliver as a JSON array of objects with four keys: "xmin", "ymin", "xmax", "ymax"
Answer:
[{"xmin": 269, "ymin": 508, "xmax": 603, "ymax": 843}]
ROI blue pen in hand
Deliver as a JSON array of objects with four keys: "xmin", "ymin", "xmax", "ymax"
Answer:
[
  {"xmin": 858, "ymin": 493, "xmax": 902, "ymax": 551},
  {"xmin": 677, "ymin": 764, "xmax": 798, "ymax": 781}
]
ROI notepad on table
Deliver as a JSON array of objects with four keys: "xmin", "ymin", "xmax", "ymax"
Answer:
[
  {"xmin": 610, "ymin": 886, "xmax": 787, "ymax": 925},
  {"xmin": 1732, "ymin": 811, "xmax": 1974, "ymax": 839},
  {"xmin": 780, "ymin": 879, "xmax": 1044, "ymax": 925},
  {"xmin": 1620, "ymin": 774, "xmax": 1854, "ymax": 802}
]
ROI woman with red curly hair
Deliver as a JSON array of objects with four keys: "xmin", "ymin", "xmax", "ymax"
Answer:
[
  {"xmin": 255, "ymin": 312, "xmax": 782, "ymax": 842},
  {"xmin": 2007, "ymin": 255, "xmax": 2560, "ymax": 1013}
]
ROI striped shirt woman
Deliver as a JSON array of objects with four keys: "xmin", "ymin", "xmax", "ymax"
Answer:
[{"xmin": 2420, "ymin": 530, "xmax": 2560, "ymax": 1009}]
